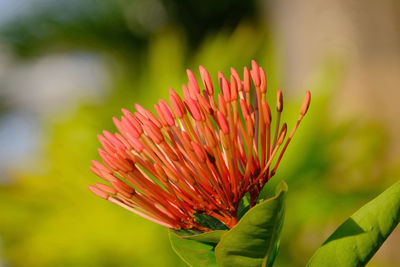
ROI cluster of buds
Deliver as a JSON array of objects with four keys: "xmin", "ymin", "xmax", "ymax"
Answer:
[{"xmin": 89, "ymin": 60, "xmax": 311, "ymax": 231}]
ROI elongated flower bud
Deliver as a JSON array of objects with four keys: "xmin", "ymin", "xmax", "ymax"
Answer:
[
  {"xmin": 199, "ymin": 65, "xmax": 213, "ymax": 95},
  {"xmin": 300, "ymin": 90, "xmax": 311, "ymax": 116},
  {"xmin": 276, "ymin": 89, "xmax": 283, "ymax": 112}
]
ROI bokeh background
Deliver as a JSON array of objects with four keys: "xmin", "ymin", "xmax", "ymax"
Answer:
[{"xmin": 0, "ymin": 0, "xmax": 399, "ymax": 266}]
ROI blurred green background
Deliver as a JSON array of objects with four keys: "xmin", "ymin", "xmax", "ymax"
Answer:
[{"xmin": 0, "ymin": 0, "xmax": 399, "ymax": 266}]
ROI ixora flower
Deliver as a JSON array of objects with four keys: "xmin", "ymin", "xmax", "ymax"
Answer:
[{"xmin": 89, "ymin": 60, "xmax": 310, "ymax": 231}]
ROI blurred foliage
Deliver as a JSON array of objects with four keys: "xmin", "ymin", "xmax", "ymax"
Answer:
[
  {"xmin": 0, "ymin": 0, "xmax": 256, "ymax": 58},
  {"xmin": 0, "ymin": 0, "xmax": 399, "ymax": 266}
]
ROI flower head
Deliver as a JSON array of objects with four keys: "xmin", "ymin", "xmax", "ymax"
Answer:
[{"xmin": 89, "ymin": 60, "xmax": 311, "ymax": 231}]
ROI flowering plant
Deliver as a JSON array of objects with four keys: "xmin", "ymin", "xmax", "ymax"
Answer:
[{"xmin": 88, "ymin": 61, "xmax": 400, "ymax": 267}]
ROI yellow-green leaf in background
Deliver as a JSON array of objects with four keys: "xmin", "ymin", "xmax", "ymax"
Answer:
[{"xmin": 307, "ymin": 180, "xmax": 400, "ymax": 267}]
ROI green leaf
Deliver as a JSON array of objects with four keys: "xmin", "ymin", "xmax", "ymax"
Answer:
[
  {"xmin": 169, "ymin": 230, "xmax": 227, "ymax": 266},
  {"xmin": 307, "ymin": 180, "xmax": 400, "ymax": 267},
  {"xmin": 265, "ymin": 241, "xmax": 280, "ymax": 267},
  {"xmin": 215, "ymin": 180, "xmax": 288, "ymax": 267},
  {"xmin": 194, "ymin": 213, "xmax": 229, "ymax": 230},
  {"xmin": 171, "ymin": 229, "xmax": 227, "ymax": 244}
]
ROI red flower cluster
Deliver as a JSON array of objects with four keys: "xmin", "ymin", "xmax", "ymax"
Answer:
[{"xmin": 89, "ymin": 60, "xmax": 310, "ymax": 230}]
